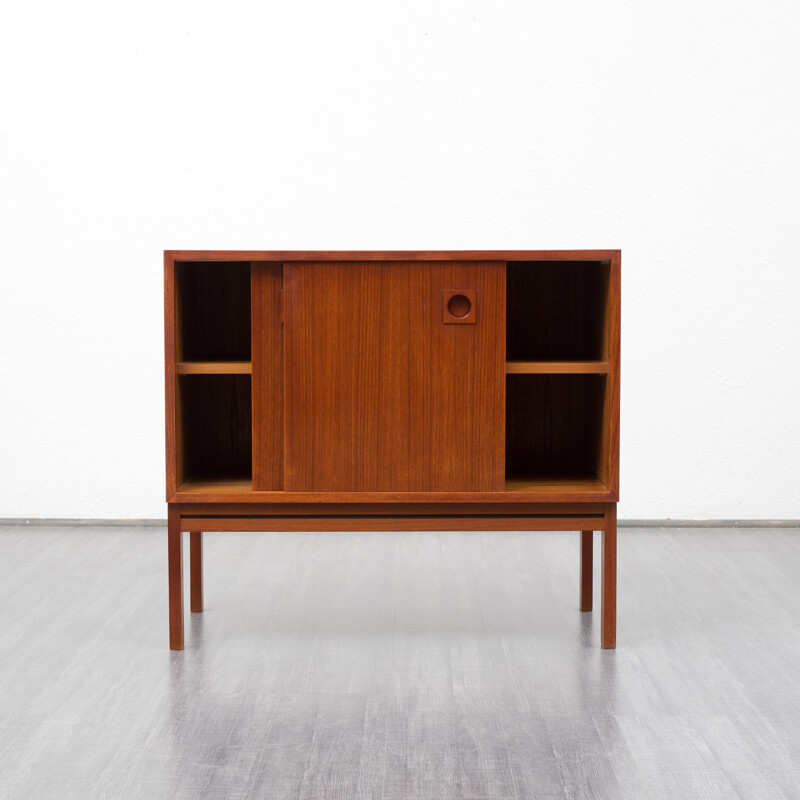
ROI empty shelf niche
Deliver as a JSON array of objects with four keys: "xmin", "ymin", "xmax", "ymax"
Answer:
[
  {"xmin": 506, "ymin": 373, "xmax": 606, "ymax": 484},
  {"xmin": 179, "ymin": 374, "xmax": 252, "ymax": 484},
  {"xmin": 177, "ymin": 261, "xmax": 251, "ymax": 362},
  {"xmin": 507, "ymin": 260, "xmax": 610, "ymax": 362}
]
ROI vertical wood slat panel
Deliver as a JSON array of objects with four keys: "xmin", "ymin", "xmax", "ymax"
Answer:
[
  {"xmin": 408, "ymin": 262, "xmax": 506, "ymax": 491},
  {"xmin": 283, "ymin": 262, "xmax": 412, "ymax": 492},
  {"xmin": 283, "ymin": 262, "xmax": 505, "ymax": 493},
  {"xmin": 252, "ymin": 262, "xmax": 284, "ymax": 491}
]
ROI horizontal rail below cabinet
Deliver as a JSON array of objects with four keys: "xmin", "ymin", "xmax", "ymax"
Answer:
[
  {"xmin": 177, "ymin": 502, "xmax": 607, "ymax": 516},
  {"xmin": 179, "ymin": 516, "xmax": 606, "ymax": 532},
  {"xmin": 506, "ymin": 361, "xmax": 610, "ymax": 374},
  {"xmin": 177, "ymin": 361, "xmax": 252, "ymax": 374}
]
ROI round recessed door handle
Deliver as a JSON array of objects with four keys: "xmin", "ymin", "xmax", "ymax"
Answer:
[
  {"xmin": 443, "ymin": 289, "xmax": 476, "ymax": 324},
  {"xmin": 447, "ymin": 294, "xmax": 471, "ymax": 318}
]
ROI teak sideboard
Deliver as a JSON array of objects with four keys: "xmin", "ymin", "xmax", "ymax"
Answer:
[{"xmin": 164, "ymin": 250, "xmax": 620, "ymax": 649}]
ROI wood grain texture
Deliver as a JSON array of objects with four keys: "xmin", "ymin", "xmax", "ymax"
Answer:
[
  {"xmin": 506, "ymin": 374, "xmax": 605, "ymax": 482},
  {"xmin": 284, "ymin": 261, "xmax": 411, "ymax": 492},
  {"xmin": 167, "ymin": 249, "xmax": 620, "ymax": 262},
  {"xmin": 580, "ymin": 530, "xmax": 593, "ymax": 611},
  {"xmin": 442, "ymin": 289, "xmax": 476, "ymax": 324},
  {"xmin": 164, "ymin": 254, "xmax": 178, "ymax": 497},
  {"xmin": 506, "ymin": 260, "xmax": 609, "ymax": 361},
  {"xmin": 284, "ymin": 261, "xmax": 505, "ymax": 492},
  {"xmin": 604, "ymin": 251, "xmax": 621, "ymax": 498},
  {"xmin": 165, "ymin": 250, "xmax": 620, "ymax": 506},
  {"xmin": 164, "ymin": 249, "xmax": 620, "ymax": 646},
  {"xmin": 251, "ymin": 262, "xmax": 284, "ymax": 491},
  {"xmin": 506, "ymin": 360, "xmax": 609, "ymax": 374},
  {"xmin": 177, "ymin": 477, "xmax": 253, "ymax": 494},
  {"xmin": 167, "ymin": 504, "xmax": 183, "ymax": 650},
  {"xmin": 179, "ymin": 375, "xmax": 252, "ymax": 482},
  {"xmin": 178, "ymin": 502, "xmax": 606, "ymax": 516},
  {"xmin": 504, "ymin": 477, "xmax": 607, "ymax": 493},
  {"xmin": 175, "ymin": 261, "xmax": 251, "ymax": 361},
  {"xmin": 177, "ymin": 361, "xmax": 251, "ymax": 374},
  {"xmin": 165, "ymin": 258, "xmax": 254, "ymax": 496},
  {"xmin": 504, "ymin": 258, "xmax": 619, "ymax": 501},
  {"xmin": 172, "ymin": 484, "xmax": 615, "ymax": 504},
  {"xmin": 602, "ymin": 503, "xmax": 617, "ymax": 648},
  {"xmin": 409, "ymin": 262, "xmax": 506, "ymax": 492},
  {"xmin": 190, "ymin": 530, "xmax": 203, "ymax": 613},
  {"xmin": 179, "ymin": 516, "xmax": 605, "ymax": 532}
]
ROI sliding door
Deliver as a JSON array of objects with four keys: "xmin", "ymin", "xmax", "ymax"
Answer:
[{"xmin": 283, "ymin": 261, "xmax": 505, "ymax": 492}]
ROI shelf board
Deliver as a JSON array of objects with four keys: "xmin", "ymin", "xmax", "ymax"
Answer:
[
  {"xmin": 174, "ymin": 477, "xmax": 611, "ymax": 501},
  {"xmin": 177, "ymin": 361, "xmax": 252, "ymax": 375},
  {"xmin": 505, "ymin": 361, "xmax": 609, "ymax": 374},
  {"xmin": 505, "ymin": 476, "xmax": 607, "ymax": 493},
  {"xmin": 179, "ymin": 477, "xmax": 254, "ymax": 492},
  {"xmin": 180, "ymin": 477, "xmax": 606, "ymax": 494}
]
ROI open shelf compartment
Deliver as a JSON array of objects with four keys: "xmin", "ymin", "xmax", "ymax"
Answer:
[
  {"xmin": 505, "ymin": 373, "xmax": 607, "ymax": 489},
  {"xmin": 178, "ymin": 374, "xmax": 252, "ymax": 487},
  {"xmin": 176, "ymin": 261, "xmax": 251, "ymax": 363},
  {"xmin": 506, "ymin": 260, "xmax": 610, "ymax": 363}
]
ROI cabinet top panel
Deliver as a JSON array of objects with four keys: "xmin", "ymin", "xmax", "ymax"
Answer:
[{"xmin": 166, "ymin": 250, "xmax": 619, "ymax": 262}]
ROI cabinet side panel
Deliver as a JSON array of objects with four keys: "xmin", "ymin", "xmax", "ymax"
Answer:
[
  {"xmin": 409, "ymin": 262, "xmax": 506, "ymax": 491},
  {"xmin": 164, "ymin": 254, "xmax": 180, "ymax": 497},
  {"xmin": 252, "ymin": 262, "xmax": 284, "ymax": 490},
  {"xmin": 604, "ymin": 253, "xmax": 621, "ymax": 496},
  {"xmin": 284, "ymin": 262, "xmax": 412, "ymax": 492}
]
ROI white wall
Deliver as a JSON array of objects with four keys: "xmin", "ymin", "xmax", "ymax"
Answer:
[{"xmin": 1, "ymin": 1, "xmax": 799, "ymax": 520}]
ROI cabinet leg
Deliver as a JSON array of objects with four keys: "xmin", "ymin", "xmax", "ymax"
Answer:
[
  {"xmin": 190, "ymin": 531, "xmax": 203, "ymax": 612},
  {"xmin": 580, "ymin": 530, "xmax": 593, "ymax": 611},
  {"xmin": 601, "ymin": 504, "xmax": 617, "ymax": 649},
  {"xmin": 168, "ymin": 505, "xmax": 184, "ymax": 650}
]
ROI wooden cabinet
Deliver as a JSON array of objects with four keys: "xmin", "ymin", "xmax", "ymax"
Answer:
[{"xmin": 164, "ymin": 250, "xmax": 620, "ymax": 649}]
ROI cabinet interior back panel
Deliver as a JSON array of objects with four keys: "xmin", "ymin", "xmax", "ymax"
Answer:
[
  {"xmin": 284, "ymin": 261, "xmax": 506, "ymax": 492},
  {"xmin": 176, "ymin": 261, "xmax": 251, "ymax": 361}
]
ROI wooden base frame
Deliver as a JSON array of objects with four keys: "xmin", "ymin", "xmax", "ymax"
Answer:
[{"xmin": 166, "ymin": 502, "xmax": 618, "ymax": 650}]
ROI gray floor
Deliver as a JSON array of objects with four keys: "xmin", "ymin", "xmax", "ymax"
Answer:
[{"xmin": 1, "ymin": 526, "xmax": 799, "ymax": 799}]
